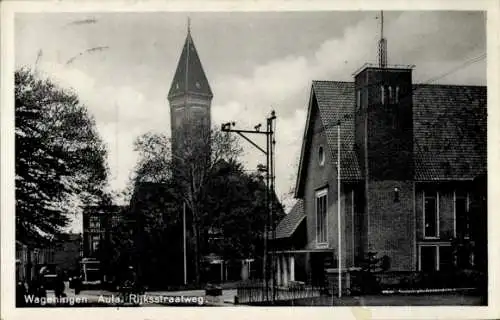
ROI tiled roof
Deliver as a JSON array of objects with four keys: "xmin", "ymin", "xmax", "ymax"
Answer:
[
  {"xmin": 275, "ymin": 200, "xmax": 305, "ymax": 239},
  {"xmin": 412, "ymin": 84, "xmax": 487, "ymax": 180},
  {"xmin": 312, "ymin": 81, "xmax": 362, "ymax": 181},
  {"xmin": 168, "ymin": 31, "xmax": 213, "ymax": 99},
  {"xmin": 297, "ymin": 81, "xmax": 486, "ymax": 187}
]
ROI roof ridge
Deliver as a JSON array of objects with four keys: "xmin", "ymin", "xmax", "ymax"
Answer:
[
  {"xmin": 414, "ymin": 83, "xmax": 486, "ymax": 88},
  {"xmin": 312, "ymin": 80, "xmax": 353, "ymax": 84},
  {"xmin": 311, "ymin": 80, "xmax": 485, "ymax": 88}
]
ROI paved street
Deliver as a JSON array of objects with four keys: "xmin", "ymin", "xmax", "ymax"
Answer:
[{"xmin": 271, "ymin": 293, "xmax": 484, "ymax": 306}]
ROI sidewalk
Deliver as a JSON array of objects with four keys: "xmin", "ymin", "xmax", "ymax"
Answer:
[{"xmin": 267, "ymin": 293, "xmax": 483, "ymax": 306}]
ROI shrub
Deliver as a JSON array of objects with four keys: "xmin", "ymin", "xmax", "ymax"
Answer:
[{"xmin": 351, "ymin": 252, "xmax": 392, "ymax": 294}]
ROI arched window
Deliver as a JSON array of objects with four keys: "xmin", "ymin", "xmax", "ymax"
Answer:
[
  {"xmin": 381, "ymin": 86, "xmax": 385, "ymax": 104},
  {"xmin": 396, "ymin": 86, "xmax": 400, "ymax": 103},
  {"xmin": 318, "ymin": 146, "xmax": 325, "ymax": 166},
  {"xmin": 388, "ymin": 86, "xmax": 393, "ymax": 103}
]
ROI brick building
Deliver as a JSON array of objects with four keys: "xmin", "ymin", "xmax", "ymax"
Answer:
[
  {"xmin": 82, "ymin": 204, "xmax": 124, "ymax": 282},
  {"xmin": 272, "ymin": 63, "xmax": 486, "ymax": 288}
]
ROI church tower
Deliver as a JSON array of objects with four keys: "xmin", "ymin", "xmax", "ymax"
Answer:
[
  {"xmin": 168, "ymin": 21, "xmax": 213, "ymax": 159},
  {"xmin": 353, "ymin": 12, "xmax": 415, "ymax": 266}
]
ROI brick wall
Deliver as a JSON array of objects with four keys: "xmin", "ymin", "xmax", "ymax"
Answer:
[
  {"xmin": 367, "ymin": 180, "xmax": 416, "ymax": 271},
  {"xmin": 302, "ymin": 98, "xmax": 356, "ymax": 268},
  {"xmin": 303, "ymin": 98, "xmax": 335, "ymax": 251},
  {"xmin": 354, "ymin": 67, "xmax": 414, "ymax": 182}
]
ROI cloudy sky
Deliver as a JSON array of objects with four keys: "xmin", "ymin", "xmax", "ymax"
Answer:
[{"xmin": 15, "ymin": 11, "xmax": 486, "ymax": 232}]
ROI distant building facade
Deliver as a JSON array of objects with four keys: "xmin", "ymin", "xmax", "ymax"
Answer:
[
  {"xmin": 16, "ymin": 233, "xmax": 82, "ymax": 283},
  {"xmin": 82, "ymin": 205, "xmax": 124, "ymax": 282},
  {"xmin": 16, "ymin": 241, "xmax": 54, "ymax": 283},
  {"xmin": 273, "ymin": 63, "xmax": 486, "ymax": 289}
]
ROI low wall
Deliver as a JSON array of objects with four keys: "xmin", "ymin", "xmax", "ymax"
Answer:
[{"xmin": 326, "ymin": 269, "xmax": 485, "ymax": 296}]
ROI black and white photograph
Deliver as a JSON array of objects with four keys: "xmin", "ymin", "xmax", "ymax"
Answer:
[{"xmin": 1, "ymin": 1, "xmax": 499, "ymax": 318}]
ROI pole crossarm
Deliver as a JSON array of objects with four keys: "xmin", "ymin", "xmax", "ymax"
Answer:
[
  {"xmin": 235, "ymin": 132, "xmax": 267, "ymax": 155},
  {"xmin": 225, "ymin": 129, "xmax": 271, "ymax": 135}
]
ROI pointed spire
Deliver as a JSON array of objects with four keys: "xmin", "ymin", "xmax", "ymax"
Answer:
[{"xmin": 168, "ymin": 21, "xmax": 213, "ymax": 100}]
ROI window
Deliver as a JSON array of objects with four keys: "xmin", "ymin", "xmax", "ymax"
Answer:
[
  {"xmin": 420, "ymin": 245, "xmax": 453, "ymax": 272},
  {"xmin": 456, "ymin": 245, "xmax": 472, "ymax": 269},
  {"xmin": 89, "ymin": 217, "xmax": 100, "ymax": 232},
  {"xmin": 439, "ymin": 246, "xmax": 453, "ymax": 271},
  {"xmin": 356, "ymin": 89, "xmax": 361, "ymax": 108},
  {"xmin": 318, "ymin": 146, "xmax": 325, "ymax": 166},
  {"xmin": 455, "ymin": 191, "xmax": 470, "ymax": 239},
  {"xmin": 420, "ymin": 245, "xmax": 437, "ymax": 272},
  {"xmin": 315, "ymin": 189, "xmax": 328, "ymax": 245},
  {"xmin": 380, "ymin": 86, "xmax": 385, "ymax": 104},
  {"xmin": 388, "ymin": 86, "xmax": 393, "ymax": 103},
  {"xmin": 424, "ymin": 191, "xmax": 439, "ymax": 238},
  {"xmin": 91, "ymin": 235, "xmax": 100, "ymax": 253},
  {"xmin": 395, "ymin": 86, "xmax": 400, "ymax": 103}
]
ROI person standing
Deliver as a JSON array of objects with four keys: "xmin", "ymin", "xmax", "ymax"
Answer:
[
  {"xmin": 54, "ymin": 272, "xmax": 66, "ymax": 299},
  {"xmin": 74, "ymin": 272, "xmax": 82, "ymax": 295}
]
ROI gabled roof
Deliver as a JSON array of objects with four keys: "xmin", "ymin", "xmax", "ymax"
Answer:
[
  {"xmin": 168, "ymin": 30, "xmax": 213, "ymax": 100},
  {"xmin": 275, "ymin": 200, "xmax": 305, "ymax": 239},
  {"xmin": 295, "ymin": 81, "xmax": 362, "ymax": 198},
  {"xmin": 295, "ymin": 81, "xmax": 487, "ymax": 197},
  {"xmin": 312, "ymin": 81, "xmax": 362, "ymax": 182}
]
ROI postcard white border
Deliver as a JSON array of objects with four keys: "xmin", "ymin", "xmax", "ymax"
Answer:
[{"xmin": 2, "ymin": 0, "xmax": 499, "ymax": 319}]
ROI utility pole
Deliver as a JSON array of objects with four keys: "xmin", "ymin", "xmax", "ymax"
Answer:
[
  {"xmin": 268, "ymin": 114, "xmax": 277, "ymax": 302},
  {"xmin": 337, "ymin": 120, "xmax": 342, "ymax": 298},
  {"xmin": 222, "ymin": 110, "xmax": 277, "ymax": 304},
  {"xmin": 183, "ymin": 202, "xmax": 187, "ymax": 285}
]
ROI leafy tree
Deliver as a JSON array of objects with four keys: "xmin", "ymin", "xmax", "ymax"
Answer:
[
  {"xmin": 202, "ymin": 160, "xmax": 285, "ymax": 263},
  {"xmin": 15, "ymin": 68, "xmax": 109, "ymax": 246},
  {"xmin": 126, "ymin": 127, "xmax": 286, "ymax": 285}
]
